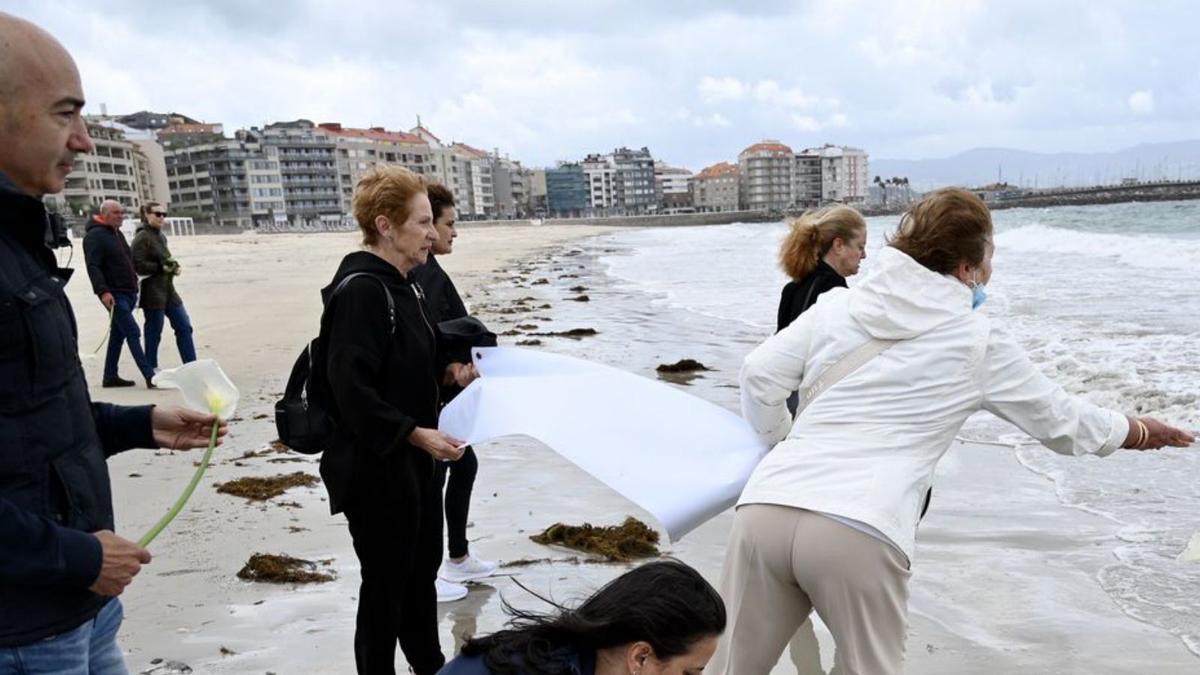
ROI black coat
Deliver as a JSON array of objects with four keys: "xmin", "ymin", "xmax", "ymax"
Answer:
[
  {"xmin": 776, "ymin": 260, "xmax": 847, "ymax": 332},
  {"xmin": 319, "ymin": 252, "xmax": 443, "ymax": 515},
  {"xmin": 82, "ymin": 217, "xmax": 138, "ymax": 296},
  {"xmin": 0, "ymin": 173, "xmax": 156, "ymax": 646},
  {"xmin": 411, "ymin": 254, "xmax": 467, "ymax": 326},
  {"xmin": 411, "ymin": 254, "xmax": 471, "ymax": 402},
  {"xmin": 130, "ymin": 225, "xmax": 182, "ymax": 309}
]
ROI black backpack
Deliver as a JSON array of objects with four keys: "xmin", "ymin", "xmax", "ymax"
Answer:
[{"xmin": 274, "ymin": 273, "xmax": 395, "ymax": 454}]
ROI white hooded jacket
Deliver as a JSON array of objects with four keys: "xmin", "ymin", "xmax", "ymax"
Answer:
[{"xmin": 738, "ymin": 247, "xmax": 1128, "ymax": 562}]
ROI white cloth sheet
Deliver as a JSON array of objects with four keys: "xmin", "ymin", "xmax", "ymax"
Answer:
[{"xmin": 438, "ymin": 347, "xmax": 768, "ymax": 541}]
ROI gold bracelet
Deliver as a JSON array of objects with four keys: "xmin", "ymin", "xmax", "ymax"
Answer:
[{"xmin": 1136, "ymin": 419, "xmax": 1150, "ymax": 449}]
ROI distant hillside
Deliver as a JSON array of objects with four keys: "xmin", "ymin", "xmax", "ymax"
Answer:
[{"xmin": 872, "ymin": 140, "xmax": 1200, "ymax": 191}]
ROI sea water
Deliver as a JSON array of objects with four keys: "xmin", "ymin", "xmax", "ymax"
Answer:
[{"xmin": 595, "ymin": 199, "xmax": 1200, "ymax": 657}]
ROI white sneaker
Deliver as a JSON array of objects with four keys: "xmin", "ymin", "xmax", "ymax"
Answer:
[
  {"xmin": 436, "ymin": 578, "xmax": 467, "ymax": 603},
  {"xmin": 439, "ymin": 555, "xmax": 498, "ymax": 583}
]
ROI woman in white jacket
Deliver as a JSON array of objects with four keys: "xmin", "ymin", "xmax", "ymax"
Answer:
[{"xmin": 709, "ymin": 188, "xmax": 1194, "ymax": 675}]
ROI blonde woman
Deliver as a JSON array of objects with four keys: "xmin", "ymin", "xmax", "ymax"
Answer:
[{"xmin": 777, "ymin": 206, "xmax": 867, "ymax": 415}]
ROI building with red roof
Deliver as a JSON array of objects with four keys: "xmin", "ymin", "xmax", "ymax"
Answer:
[{"xmin": 692, "ymin": 161, "xmax": 740, "ymax": 212}]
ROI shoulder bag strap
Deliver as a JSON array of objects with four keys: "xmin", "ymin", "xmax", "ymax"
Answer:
[{"xmin": 795, "ymin": 338, "xmax": 896, "ymax": 418}]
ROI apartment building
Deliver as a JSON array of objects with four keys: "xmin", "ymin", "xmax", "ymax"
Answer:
[
  {"xmin": 582, "ymin": 153, "xmax": 618, "ymax": 211},
  {"xmin": 612, "ymin": 146, "xmax": 656, "ymax": 214},
  {"xmin": 546, "ymin": 162, "xmax": 588, "ymax": 216},
  {"xmin": 654, "ymin": 162, "xmax": 693, "ymax": 210},
  {"xmin": 45, "ymin": 121, "xmax": 150, "ymax": 216},
  {"xmin": 793, "ymin": 150, "xmax": 823, "ymax": 208},
  {"xmin": 806, "ymin": 144, "xmax": 870, "ymax": 203},
  {"xmin": 317, "ymin": 123, "xmax": 432, "ymax": 213},
  {"xmin": 738, "ymin": 140, "xmax": 794, "ymax": 211},
  {"xmin": 258, "ymin": 120, "xmax": 342, "ymax": 226},
  {"xmin": 164, "ymin": 131, "xmax": 285, "ymax": 229},
  {"xmin": 450, "ymin": 142, "xmax": 494, "ymax": 217},
  {"xmin": 691, "ymin": 162, "xmax": 740, "ymax": 212}
]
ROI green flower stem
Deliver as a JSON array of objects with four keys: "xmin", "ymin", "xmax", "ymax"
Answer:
[
  {"xmin": 138, "ymin": 420, "xmax": 220, "ymax": 548},
  {"xmin": 92, "ymin": 306, "xmax": 114, "ymax": 355}
]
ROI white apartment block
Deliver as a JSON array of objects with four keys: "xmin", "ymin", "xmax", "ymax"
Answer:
[
  {"xmin": 806, "ymin": 144, "xmax": 870, "ymax": 203},
  {"xmin": 654, "ymin": 162, "xmax": 693, "ymax": 209},
  {"xmin": 583, "ymin": 154, "xmax": 618, "ymax": 210}
]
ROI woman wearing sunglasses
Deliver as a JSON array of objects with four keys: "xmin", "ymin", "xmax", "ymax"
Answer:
[{"xmin": 131, "ymin": 202, "xmax": 196, "ymax": 373}]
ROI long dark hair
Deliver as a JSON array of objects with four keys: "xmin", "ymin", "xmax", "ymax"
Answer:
[{"xmin": 461, "ymin": 560, "xmax": 725, "ymax": 674}]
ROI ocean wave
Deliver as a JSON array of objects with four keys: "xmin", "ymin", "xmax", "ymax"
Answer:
[{"xmin": 995, "ymin": 223, "xmax": 1200, "ymax": 271}]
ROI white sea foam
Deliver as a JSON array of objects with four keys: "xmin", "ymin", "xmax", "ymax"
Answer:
[{"xmin": 995, "ymin": 223, "xmax": 1200, "ymax": 272}]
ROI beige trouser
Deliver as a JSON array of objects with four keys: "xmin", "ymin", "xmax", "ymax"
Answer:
[{"xmin": 707, "ymin": 504, "xmax": 912, "ymax": 675}]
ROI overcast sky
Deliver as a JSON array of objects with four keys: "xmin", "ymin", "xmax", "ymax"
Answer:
[{"xmin": 12, "ymin": 0, "xmax": 1199, "ymax": 171}]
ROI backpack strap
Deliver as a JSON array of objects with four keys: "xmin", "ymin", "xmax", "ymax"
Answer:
[{"xmin": 330, "ymin": 272, "xmax": 396, "ymax": 334}]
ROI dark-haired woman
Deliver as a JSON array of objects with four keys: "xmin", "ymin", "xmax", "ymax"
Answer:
[
  {"xmin": 440, "ymin": 560, "xmax": 726, "ymax": 675},
  {"xmin": 412, "ymin": 182, "xmax": 497, "ymax": 604},
  {"xmin": 712, "ymin": 188, "xmax": 1194, "ymax": 674}
]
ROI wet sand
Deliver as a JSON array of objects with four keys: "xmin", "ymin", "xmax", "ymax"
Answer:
[{"xmin": 65, "ymin": 225, "xmax": 1198, "ymax": 673}]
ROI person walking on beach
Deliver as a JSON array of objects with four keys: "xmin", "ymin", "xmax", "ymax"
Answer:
[
  {"xmin": 320, "ymin": 166, "xmax": 477, "ymax": 675},
  {"xmin": 0, "ymin": 12, "xmax": 227, "ymax": 672},
  {"xmin": 131, "ymin": 201, "xmax": 197, "ymax": 371},
  {"xmin": 442, "ymin": 559, "xmax": 725, "ymax": 674},
  {"xmin": 712, "ymin": 188, "xmax": 1195, "ymax": 675},
  {"xmin": 83, "ymin": 199, "xmax": 156, "ymax": 388},
  {"xmin": 776, "ymin": 206, "xmax": 867, "ymax": 416},
  {"xmin": 411, "ymin": 183, "xmax": 498, "ymax": 604}
]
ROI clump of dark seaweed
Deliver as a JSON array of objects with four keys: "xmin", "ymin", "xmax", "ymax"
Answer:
[
  {"xmin": 236, "ymin": 553, "xmax": 335, "ymax": 583},
  {"xmin": 655, "ymin": 359, "xmax": 711, "ymax": 373},
  {"xmin": 530, "ymin": 517, "xmax": 660, "ymax": 562},
  {"xmin": 216, "ymin": 472, "xmax": 320, "ymax": 501}
]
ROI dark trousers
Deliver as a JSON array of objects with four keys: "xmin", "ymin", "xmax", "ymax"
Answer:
[
  {"xmin": 103, "ymin": 291, "xmax": 153, "ymax": 381},
  {"xmin": 434, "ymin": 445, "xmax": 478, "ymax": 560},
  {"xmin": 344, "ymin": 458, "xmax": 445, "ymax": 675},
  {"xmin": 143, "ymin": 302, "xmax": 196, "ymax": 370}
]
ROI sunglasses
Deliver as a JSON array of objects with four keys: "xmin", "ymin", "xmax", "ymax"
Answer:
[{"xmin": 151, "ymin": 211, "xmax": 168, "ymax": 217}]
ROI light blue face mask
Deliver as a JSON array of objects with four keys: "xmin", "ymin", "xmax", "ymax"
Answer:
[{"xmin": 971, "ymin": 271, "xmax": 987, "ymax": 309}]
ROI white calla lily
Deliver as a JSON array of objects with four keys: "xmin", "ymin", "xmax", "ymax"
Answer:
[
  {"xmin": 137, "ymin": 359, "xmax": 238, "ymax": 548},
  {"xmin": 154, "ymin": 359, "xmax": 239, "ymax": 419}
]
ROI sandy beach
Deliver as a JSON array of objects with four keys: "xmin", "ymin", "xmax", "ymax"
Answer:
[{"xmin": 64, "ymin": 223, "xmax": 1198, "ymax": 674}]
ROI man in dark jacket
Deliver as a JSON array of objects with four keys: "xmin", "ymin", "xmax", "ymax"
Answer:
[
  {"xmin": 83, "ymin": 198, "xmax": 156, "ymax": 388},
  {"xmin": 131, "ymin": 202, "xmax": 196, "ymax": 370},
  {"xmin": 0, "ymin": 12, "xmax": 225, "ymax": 672}
]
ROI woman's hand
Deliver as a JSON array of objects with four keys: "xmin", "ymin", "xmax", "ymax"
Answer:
[
  {"xmin": 408, "ymin": 426, "xmax": 465, "ymax": 461},
  {"xmin": 443, "ymin": 362, "xmax": 479, "ymax": 388},
  {"xmin": 1124, "ymin": 416, "xmax": 1195, "ymax": 450}
]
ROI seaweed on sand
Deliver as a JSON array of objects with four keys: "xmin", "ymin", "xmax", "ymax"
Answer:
[
  {"xmin": 530, "ymin": 517, "xmax": 660, "ymax": 562},
  {"xmin": 655, "ymin": 359, "xmax": 711, "ymax": 373},
  {"xmin": 216, "ymin": 472, "xmax": 320, "ymax": 501},
  {"xmin": 236, "ymin": 553, "xmax": 335, "ymax": 583},
  {"xmin": 529, "ymin": 328, "xmax": 598, "ymax": 339}
]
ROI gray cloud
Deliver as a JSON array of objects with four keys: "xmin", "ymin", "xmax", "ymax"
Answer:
[{"xmin": 9, "ymin": 0, "xmax": 1199, "ymax": 169}]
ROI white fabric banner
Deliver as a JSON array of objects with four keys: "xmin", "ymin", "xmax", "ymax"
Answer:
[{"xmin": 438, "ymin": 347, "xmax": 769, "ymax": 541}]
